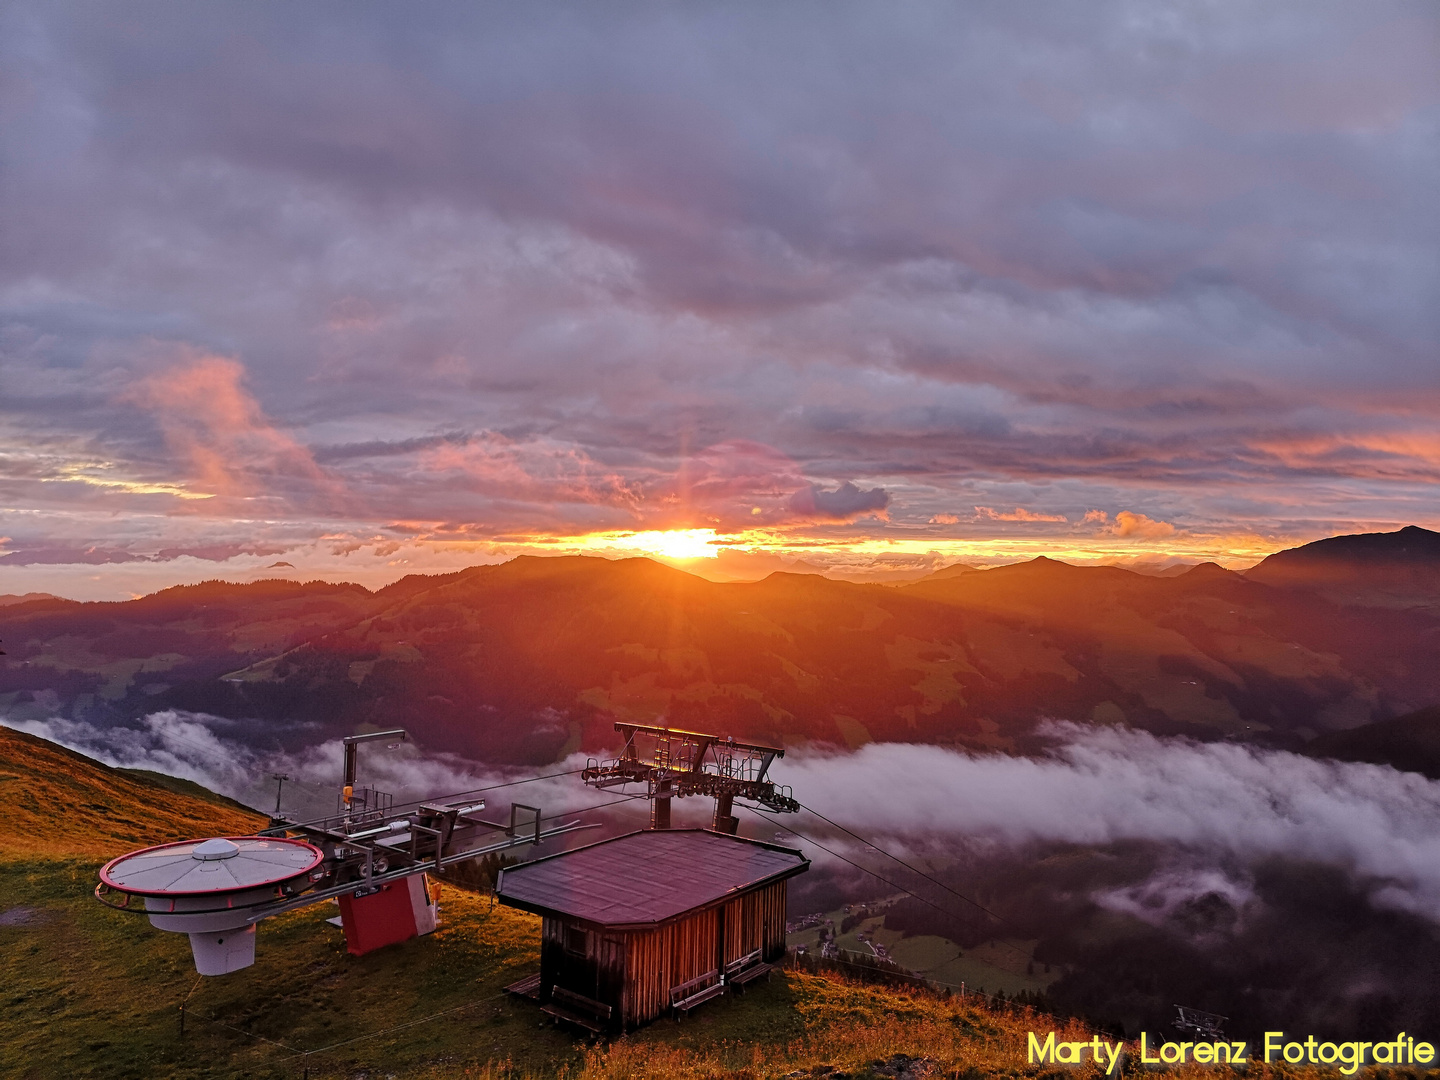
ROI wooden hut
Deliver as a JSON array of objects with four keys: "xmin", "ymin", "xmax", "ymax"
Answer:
[{"xmin": 496, "ymin": 828, "xmax": 809, "ymax": 1032}]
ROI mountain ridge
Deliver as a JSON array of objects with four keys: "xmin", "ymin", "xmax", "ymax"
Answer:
[{"xmin": 2, "ymin": 529, "xmax": 1437, "ymax": 765}]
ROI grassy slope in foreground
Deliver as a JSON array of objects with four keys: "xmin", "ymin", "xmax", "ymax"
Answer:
[{"xmin": 0, "ymin": 727, "xmax": 1353, "ymax": 1080}]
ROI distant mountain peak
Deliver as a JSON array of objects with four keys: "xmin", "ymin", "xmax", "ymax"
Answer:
[
  {"xmin": 1182, "ymin": 561, "xmax": 1237, "ymax": 578},
  {"xmin": 0, "ymin": 592, "xmax": 58, "ymax": 607},
  {"xmin": 1254, "ymin": 525, "xmax": 1440, "ymax": 567},
  {"xmin": 1246, "ymin": 525, "xmax": 1440, "ymax": 606}
]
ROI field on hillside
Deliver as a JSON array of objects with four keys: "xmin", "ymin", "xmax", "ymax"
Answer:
[
  {"xmin": 4, "ymin": 723, "xmax": 1102, "ymax": 1078},
  {"xmin": 3, "ymin": 860, "xmax": 1365, "ymax": 1080},
  {"xmin": 785, "ymin": 903, "xmax": 1057, "ymax": 998}
]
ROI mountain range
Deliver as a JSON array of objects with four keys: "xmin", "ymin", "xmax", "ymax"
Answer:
[{"xmin": 2, "ymin": 527, "xmax": 1438, "ymax": 765}]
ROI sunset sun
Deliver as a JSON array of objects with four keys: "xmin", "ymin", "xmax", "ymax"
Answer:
[{"xmin": 618, "ymin": 529, "xmax": 721, "ymax": 560}]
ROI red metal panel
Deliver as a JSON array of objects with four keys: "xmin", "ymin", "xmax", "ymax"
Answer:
[{"xmin": 338, "ymin": 880, "xmax": 420, "ymax": 956}]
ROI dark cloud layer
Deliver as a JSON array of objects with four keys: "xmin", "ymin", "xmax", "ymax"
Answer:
[{"xmin": 1, "ymin": 1, "xmax": 1437, "ymax": 588}]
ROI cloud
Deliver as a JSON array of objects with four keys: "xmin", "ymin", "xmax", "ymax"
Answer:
[
  {"xmin": 120, "ymin": 353, "xmax": 329, "ymax": 502},
  {"xmin": 0, "ymin": 711, "xmax": 605, "ymax": 825},
  {"xmin": 788, "ymin": 481, "xmax": 891, "ymax": 523},
  {"xmin": 1106, "ymin": 510, "xmax": 1177, "ymax": 539},
  {"xmin": 0, "ymin": 544, "xmax": 150, "ymax": 566},
  {"xmin": 0, "ymin": 541, "xmax": 286, "ymax": 566},
  {"xmin": 0, "ymin": 2, "xmax": 1436, "ymax": 592},
  {"xmin": 974, "ymin": 506, "xmax": 1067, "ymax": 523},
  {"xmin": 419, "ymin": 432, "xmax": 643, "ymax": 514},
  {"xmin": 773, "ymin": 723, "xmax": 1440, "ymax": 923},
  {"xmin": 14, "ymin": 708, "xmax": 1440, "ymax": 932}
]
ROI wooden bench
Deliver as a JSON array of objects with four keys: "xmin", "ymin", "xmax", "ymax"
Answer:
[
  {"xmin": 670, "ymin": 969, "xmax": 725, "ymax": 1016},
  {"xmin": 541, "ymin": 985, "xmax": 612, "ymax": 1035},
  {"xmin": 503, "ymin": 971, "xmax": 543, "ymax": 1001},
  {"xmin": 725, "ymin": 948, "xmax": 773, "ymax": 993}
]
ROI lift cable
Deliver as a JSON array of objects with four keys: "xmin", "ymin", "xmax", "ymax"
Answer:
[
  {"xmin": 745, "ymin": 805, "xmax": 1036, "ymax": 967},
  {"xmin": 743, "ymin": 806, "xmax": 981, "ymax": 930},
  {"xmin": 796, "ymin": 800, "xmax": 1015, "ymax": 930}
]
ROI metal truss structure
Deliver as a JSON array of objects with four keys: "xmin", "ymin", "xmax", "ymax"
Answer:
[{"xmin": 582, "ymin": 722, "xmax": 799, "ymax": 832}]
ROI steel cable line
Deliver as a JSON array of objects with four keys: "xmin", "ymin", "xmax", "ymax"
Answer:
[
  {"xmin": 68, "ymin": 722, "xmax": 587, "ymax": 828},
  {"xmin": 742, "ymin": 806, "xmax": 986, "ymax": 931},
  {"xmin": 795, "ymin": 800, "xmax": 1015, "ymax": 931},
  {"xmin": 747, "ymin": 805, "xmax": 1036, "ymax": 967}
]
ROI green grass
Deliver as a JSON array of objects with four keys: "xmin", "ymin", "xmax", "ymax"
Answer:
[
  {"xmin": 0, "ymin": 857, "xmax": 1395, "ymax": 1080},
  {"xmin": 0, "ymin": 856, "xmax": 1068, "ymax": 1079},
  {"xmin": 785, "ymin": 906, "xmax": 1055, "ymax": 998}
]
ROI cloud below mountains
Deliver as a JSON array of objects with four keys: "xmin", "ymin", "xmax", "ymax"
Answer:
[
  {"xmin": 775, "ymin": 722, "xmax": 1440, "ymax": 923},
  {"xmin": 10, "ymin": 710, "xmax": 1440, "ymax": 927}
]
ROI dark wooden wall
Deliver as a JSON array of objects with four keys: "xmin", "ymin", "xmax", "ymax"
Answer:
[
  {"xmin": 540, "ymin": 917, "xmax": 627, "ymax": 1007},
  {"xmin": 538, "ymin": 877, "xmax": 791, "ymax": 1029}
]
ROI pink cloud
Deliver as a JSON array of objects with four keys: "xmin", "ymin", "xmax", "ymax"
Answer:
[
  {"xmin": 974, "ymin": 506, "xmax": 1067, "ymax": 523},
  {"xmin": 123, "ymin": 353, "xmax": 327, "ymax": 500},
  {"xmin": 420, "ymin": 432, "xmax": 643, "ymax": 511},
  {"xmin": 1107, "ymin": 511, "xmax": 1177, "ymax": 540}
]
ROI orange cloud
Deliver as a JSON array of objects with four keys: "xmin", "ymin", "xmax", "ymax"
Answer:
[
  {"xmin": 124, "ymin": 353, "xmax": 326, "ymax": 499},
  {"xmin": 930, "ymin": 513, "xmax": 961, "ymax": 525},
  {"xmin": 1107, "ymin": 511, "xmax": 1177, "ymax": 539},
  {"xmin": 974, "ymin": 506, "xmax": 1067, "ymax": 523},
  {"xmin": 421, "ymin": 432, "xmax": 642, "ymax": 510},
  {"xmin": 1250, "ymin": 432, "xmax": 1440, "ymax": 481},
  {"xmin": 1083, "ymin": 509, "xmax": 1109, "ymax": 524}
]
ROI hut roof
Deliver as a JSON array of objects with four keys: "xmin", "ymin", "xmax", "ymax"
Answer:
[{"xmin": 496, "ymin": 828, "xmax": 808, "ymax": 929}]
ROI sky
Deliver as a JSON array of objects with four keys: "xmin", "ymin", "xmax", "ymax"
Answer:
[{"xmin": 2, "ymin": 1, "xmax": 1437, "ymax": 599}]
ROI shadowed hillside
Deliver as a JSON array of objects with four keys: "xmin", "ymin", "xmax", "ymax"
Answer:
[
  {"xmin": 1306, "ymin": 705, "xmax": 1440, "ymax": 779},
  {"xmin": 1247, "ymin": 525, "xmax": 1440, "ymax": 613}
]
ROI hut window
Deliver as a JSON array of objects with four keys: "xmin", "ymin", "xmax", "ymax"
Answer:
[{"xmin": 563, "ymin": 924, "xmax": 588, "ymax": 957}]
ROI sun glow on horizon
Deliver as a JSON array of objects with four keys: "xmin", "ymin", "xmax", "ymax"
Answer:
[
  {"xmin": 513, "ymin": 523, "xmax": 1286, "ymax": 572},
  {"xmin": 575, "ymin": 528, "xmax": 722, "ymax": 560}
]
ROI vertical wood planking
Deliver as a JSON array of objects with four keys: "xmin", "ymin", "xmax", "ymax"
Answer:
[
  {"xmin": 537, "ymin": 879, "xmax": 796, "ymax": 1026},
  {"xmin": 763, "ymin": 879, "xmax": 788, "ymax": 961},
  {"xmin": 620, "ymin": 905, "xmax": 721, "ymax": 1025}
]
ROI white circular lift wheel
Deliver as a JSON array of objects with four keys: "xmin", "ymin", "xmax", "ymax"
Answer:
[{"xmin": 99, "ymin": 836, "xmax": 324, "ymax": 975}]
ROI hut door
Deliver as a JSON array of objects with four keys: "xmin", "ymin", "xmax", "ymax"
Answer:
[{"xmin": 548, "ymin": 921, "xmax": 599, "ymax": 998}]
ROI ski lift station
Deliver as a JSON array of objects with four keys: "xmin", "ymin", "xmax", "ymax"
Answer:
[
  {"xmin": 497, "ymin": 829, "xmax": 807, "ymax": 1031},
  {"xmin": 94, "ymin": 723, "xmax": 809, "ymax": 1029}
]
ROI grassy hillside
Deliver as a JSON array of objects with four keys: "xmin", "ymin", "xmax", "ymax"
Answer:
[
  {"xmin": 0, "ymin": 725, "xmax": 266, "ymax": 858},
  {"xmin": 0, "ymin": 729, "xmax": 1100, "ymax": 1079},
  {"xmin": 0, "ymin": 730, "xmax": 1411, "ymax": 1079}
]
